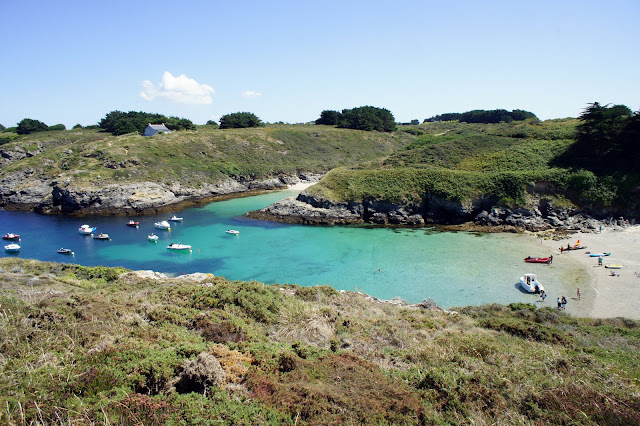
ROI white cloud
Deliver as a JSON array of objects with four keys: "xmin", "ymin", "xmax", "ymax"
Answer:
[
  {"xmin": 241, "ymin": 90, "xmax": 262, "ymax": 98},
  {"xmin": 141, "ymin": 71, "xmax": 214, "ymax": 104}
]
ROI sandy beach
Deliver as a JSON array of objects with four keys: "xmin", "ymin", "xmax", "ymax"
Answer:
[
  {"xmin": 287, "ymin": 181, "xmax": 317, "ymax": 191},
  {"xmin": 538, "ymin": 225, "xmax": 640, "ymax": 320}
]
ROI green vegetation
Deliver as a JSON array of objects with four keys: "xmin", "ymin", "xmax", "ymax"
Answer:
[
  {"xmin": 307, "ymin": 117, "xmax": 639, "ymax": 212},
  {"xmin": 219, "ymin": 112, "xmax": 263, "ymax": 129},
  {"xmin": 0, "ymin": 258, "xmax": 638, "ymax": 424},
  {"xmin": 16, "ymin": 118, "xmax": 49, "ymax": 134},
  {"xmin": 425, "ymin": 109, "xmax": 538, "ymax": 123},
  {"xmin": 314, "ymin": 106, "xmax": 397, "ymax": 132},
  {"xmin": 99, "ymin": 110, "xmax": 195, "ymax": 136},
  {"xmin": 0, "ymin": 124, "xmax": 415, "ymax": 188}
]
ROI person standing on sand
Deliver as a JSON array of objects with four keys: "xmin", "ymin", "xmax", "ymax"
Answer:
[
  {"xmin": 557, "ymin": 297, "xmax": 562, "ymax": 309},
  {"xmin": 577, "ymin": 288, "xmax": 581, "ymax": 300},
  {"xmin": 561, "ymin": 296, "xmax": 567, "ymax": 310}
]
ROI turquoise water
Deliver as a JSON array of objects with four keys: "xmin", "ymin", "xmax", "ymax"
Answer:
[{"xmin": 1, "ymin": 189, "xmax": 584, "ymax": 308}]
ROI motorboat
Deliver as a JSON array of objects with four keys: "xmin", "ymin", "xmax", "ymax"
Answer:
[
  {"xmin": 4, "ymin": 243, "xmax": 20, "ymax": 252},
  {"xmin": 524, "ymin": 256, "xmax": 552, "ymax": 264},
  {"xmin": 168, "ymin": 215, "xmax": 183, "ymax": 222},
  {"xmin": 589, "ymin": 252, "xmax": 611, "ymax": 257},
  {"xmin": 57, "ymin": 248, "xmax": 74, "ymax": 255},
  {"xmin": 604, "ymin": 264, "xmax": 622, "ymax": 269},
  {"xmin": 154, "ymin": 221, "xmax": 171, "ymax": 230},
  {"xmin": 519, "ymin": 273, "xmax": 545, "ymax": 293},
  {"xmin": 126, "ymin": 220, "xmax": 140, "ymax": 227},
  {"xmin": 2, "ymin": 233, "xmax": 20, "ymax": 240},
  {"xmin": 79, "ymin": 224, "xmax": 96, "ymax": 235},
  {"xmin": 92, "ymin": 233, "xmax": 110, "ymax": 240},
  {"xmin": 225, "ymin": 229, "xmax": 240, "ymax": 235},
  {"xmin": 148, "ymin": 233, "xmax": 159, "ymax": 242},
  {"xmin": 167, "ymin": 243, "xmax": 192, "ymax": 251}
]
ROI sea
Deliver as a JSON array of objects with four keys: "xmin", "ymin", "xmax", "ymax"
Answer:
[{"xmin": 0, "ymin": 188, "xmax": 588, "ymax": 309}]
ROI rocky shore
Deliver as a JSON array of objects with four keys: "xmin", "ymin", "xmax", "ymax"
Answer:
[
  {"xmin": 246, "ymin": 191, "xmax": 636, "ymax": 234},
  {"xmin": 0, "ymin": 169, "xmax": 323, "ymax": 216}
]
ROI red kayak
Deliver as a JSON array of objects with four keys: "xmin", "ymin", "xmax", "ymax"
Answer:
[{"xmin": 524, "ymin": 256, "xmax": 552, "ymax": 264}]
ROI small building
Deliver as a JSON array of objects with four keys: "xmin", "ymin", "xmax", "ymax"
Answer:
[{"xmin": 144, "ymin": 123, "xmax": 171, "ymax": 136}]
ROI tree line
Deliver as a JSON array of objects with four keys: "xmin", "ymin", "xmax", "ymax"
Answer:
[
  {"xmin": 315, "ymin": 106, "xmax": 397, "ymax": 132},
  {"xmin": 424, "ymin": 109, "xmax": 537, "ymax": 124}
]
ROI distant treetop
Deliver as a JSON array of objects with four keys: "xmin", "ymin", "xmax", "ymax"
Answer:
[
  {"xmin": 424, "ymin": 109, "xmax": 537, "ymax": 124},
  {"xmin": 219, "ymin": 112, "xmax": 263, "ymax": 129},
  {"xmin": 99, "ymin": 111, "xmax": 195, "ymax": 135},
  {"xmin": 315, "ymin": 106, "xmax": 397, "ymax": 132}
]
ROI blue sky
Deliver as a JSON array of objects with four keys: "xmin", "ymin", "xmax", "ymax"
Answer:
[{"xmin": 1, "ymin": 0, "xmax": 639, "ymax": 128}]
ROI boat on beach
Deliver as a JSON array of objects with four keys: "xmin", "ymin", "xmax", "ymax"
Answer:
[
  {"xmin": 79, "ymin": 225, "xmax": 96, "ymax": 235},
  {"xmin": 167, "ymin": 243, "xmax": 191, "ymax": 251},
  {"xmin": 524, "ymin": 256, "xmax": 552, "ymax": 264},
  {"xmin": 154, "ymin": 221, "xmax": 171, "ymax": 230},
  {"xmin": 4, "ymin": 243, "xmax": 20, "ymax": 252},
  {"xmin": 519, "ymin": 273, "xmax": 545, "ymax": 293},
  {"xmin": 605, "ymin": 264, "xmax": 622, "ymax": 269},
  {"xmin": 126, "ymin": 220, "xmax": 140, "ymax": 227},
  {"xmin": 225, "ymin": 229, "xmax": 240, "ymax": 235},
  {"xmin": 57, "ymin": 248, "xmax": 74, "ymax": 255},
  {"xmin": 589, "ymin": 252, "xmax": 611, "ymax": 257},
  {"xmin": 2, "ymin": 233, "xmax": 20, "ymax": 240}
]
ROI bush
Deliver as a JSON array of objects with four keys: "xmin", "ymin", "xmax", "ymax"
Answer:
[
  {"xmin": 16, "ymin": 118, "xmax": 48, "ymax": 134},
  {"xmin": 219, "ymin": 112, "xmax": 263, "ymax": 129}
]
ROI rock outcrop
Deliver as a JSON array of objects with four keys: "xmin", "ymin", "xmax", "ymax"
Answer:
[{"xmin": 247, "ymin": 191, "xmax": 635, "ymax": 233}]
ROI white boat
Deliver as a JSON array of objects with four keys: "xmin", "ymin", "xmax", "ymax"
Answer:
[
  {"xmin": 78, "ymin": 224, "xmax": 96, "ymax": 235},
  {"xmin": 4, "ymin": 243, "xmax": 20, "ymax": 252},
  {"xmin": 167, "ymin": 243, "xmax": 191, "ymax": 251},
  {"xmin": 154, "ymin": 221, "xmax": 171, "ymax": 230},
  {"xmin": 148, "ymin": 233, "xmax": 159, "ymax": 242},
  {"xmin": 605, "ymin": 264, "xmax": 622, "ymax": 269},
  {"xmin": 92, "ymin": 233, "xmax": 110, "ymax": 240},
  {"xmin": 168, "ymin": 215, "xmax": 183, "ymax": 222},
  {"xmin": 519, "ymin": 273, "xmax": 545, "ymax": 293},
  {"xmin": 225, "ymin": 229, "xmax": 240, "ymax": 235}
]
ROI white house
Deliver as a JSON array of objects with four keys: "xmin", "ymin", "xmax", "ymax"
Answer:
[{"xmin": 144, "ymin": 123, "xmax": 171, "ymax": 136}]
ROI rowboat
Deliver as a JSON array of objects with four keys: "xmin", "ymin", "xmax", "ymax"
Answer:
[{"xmin": 524, "ymin": 256, "xmax": 552, "ymax": 264}]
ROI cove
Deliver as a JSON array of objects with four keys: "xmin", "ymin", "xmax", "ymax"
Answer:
[{"xmin": 0, "ymin": 189, "xmax": 587, "ymax": 309}]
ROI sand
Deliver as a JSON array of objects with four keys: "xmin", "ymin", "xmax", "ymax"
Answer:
[
  {"xmin": 537, "ymin": 225, "xmax": 640, "ymax": 320},
  {"xmin": 287, "ymin": 181, "xmax": 317, "ymax": 191}
]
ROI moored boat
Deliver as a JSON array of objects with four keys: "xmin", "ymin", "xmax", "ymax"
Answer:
[
  {"xmin": 225, "ymin": 229, "xmax": 240, "ymax": 235},
  {"xmin": 154, "ymin": 221, "xmax": 171, "ymax": 230},
  {"xmin": 2, "ymin": 233, "xmax": 20, "ymax": 240},
  {"xmin": 148, "ymin": 233, "xmax": 159, "ymax": 242},
  {"xmin": 524, "ymin": 256, "xmax": 552, "ymax": 264},
  {"xmin": 92, "ymin": 233, "xmax": 110, "ymax": 240},
  {"xmin": 519, "ymin": 273, "xmax": 545, "ymax": 293},
  {"xmin": 168, "ymin": 215, "xmax": 183, "ymax": 222},
  {"xmin": 126, "ymin": 220, "xmax": 140, "ymax": 227},
  {"xmin": 167, "ymin": 243, "xmax": 192, "ymax": 251},
  {"xmin": 79, "ymin": 225, "xmax": 96, "ymax": 235},
  {"xmin": 4, "ymin": 243, "xmax": 20, "ymax": 252},
  {"xmin": 57, "ymin": 248, "xmax": 74, "ymax": 255}
]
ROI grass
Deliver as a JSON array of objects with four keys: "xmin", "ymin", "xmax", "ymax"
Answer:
[{"xmin": 1, "ymin": 258, "xmax": 639, "ymax": 424}]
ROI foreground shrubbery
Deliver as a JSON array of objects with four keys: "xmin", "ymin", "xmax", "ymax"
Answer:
[{"xmin": 1, "ymin": 259, "xmax": 639, "ymax": 424}]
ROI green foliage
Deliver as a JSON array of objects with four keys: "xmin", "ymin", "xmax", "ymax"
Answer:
[
  {"xmin": 47, "ymin": 123, "xmax": 66, "ymax": 131},
  {"xmin": 0, "ymin": 123, "xmax": 5, "ymax": 131},
  {"xmin": 426, "ymin": 109, "xmax": 537, "ymax": 123},
  {"xmin": 72, "ymin": 123, "xmax": 83, "ymax": 129},
  {"xmin": 3, "ymin": 126, "xmax": 18, "ymax": 133},
  {"xmin": 16, "ymin": 118, "xmax": 49, "ymax": 134},
  {"xmin": 315, "ymin": 109, "xmax": 342, "ymax": 125},
  {"xmin": 205, "ymin": 119, "xmax": 219, "ymax": 128},
  {"xmin": 338, "ymin": 105, "xmax": 397, "ymax": 132},
  {"xmin": 219, "ymin": 112, "xmax": 263, "ymax": 129},
  {"xmin": 99, "ymin": 110, "xmax": 194, "ymax": 135}
]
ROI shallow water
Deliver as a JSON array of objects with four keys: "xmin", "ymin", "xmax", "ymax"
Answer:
[{"xmin": 0, "ymin": 189, "xmax": 586, "ymax": 308}]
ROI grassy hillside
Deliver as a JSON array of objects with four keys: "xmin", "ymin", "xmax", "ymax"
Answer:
[
  {"xmin": 307, "ymin": 119, "xmax": 640, "ymax": 212},
  {"xmin": 1, "ymin": 258, "xmax": 638, "ymax": 424},
  {"xmin": 0, "ymin": 125, "xmax": 414, "ymax": 188}
]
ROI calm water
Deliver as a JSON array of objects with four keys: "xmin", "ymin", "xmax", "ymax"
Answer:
[{"xmin": 0, "ymin": 189, "xmax": 586, "ymax": 308}]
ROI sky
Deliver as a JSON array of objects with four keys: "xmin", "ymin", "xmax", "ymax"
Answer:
[{"xmin": 1, "ymin": 0, "xmax": 639, "ymax": 128}]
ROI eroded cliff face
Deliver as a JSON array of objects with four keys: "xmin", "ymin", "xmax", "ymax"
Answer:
[
  {"xmin": 0, "ymin": 169, "xmax": 322, "ymax": 216},
  {"xmin": 246, "ymin": 191, "xmax": 634, "ymax": 232}
]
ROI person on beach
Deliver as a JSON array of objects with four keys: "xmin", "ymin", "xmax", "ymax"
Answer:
[
  {"xmin": 598, "ymin": 257, "xmax": 603, "ymax": 267},
  {"xmin": 557, "ymin": 297, "xmax": 562, "ymax": 309},
  {"xmin": 549, "ymin": 255, "xmax": 553, "ymax": 264},
  {"xmin": 561, "ymin": 296, "xmax": 567, "ymax": 310},
  {"xmin": 577, "ymin": 288, "xmax": 581, "ymax": 300},
  {"xmin": 540, "ymin": 290, "xmax": 546, "ymax": 302}
]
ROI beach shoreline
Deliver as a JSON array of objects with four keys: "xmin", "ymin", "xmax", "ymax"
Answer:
[{"xmin": 536, "ymin": 225, "xmax": 640, "ymax": 320}]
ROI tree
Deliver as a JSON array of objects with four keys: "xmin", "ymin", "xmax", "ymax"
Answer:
[
  {"xmin": 72, "ymin": 124, "xmax": 83, "ymax": 129},
  {"xmin": 315, "ymin": 110, "xmax": 342, "ymax": 125},
  {"xmin": 576, "ymin": 102, "xmax": 632, "ymax": 156},
  {"xmin": 219, "ymin": 112, "xmax": 263, "ymax": 129},
  {"xmin": 410, "ymin": 119, "xmax": 419, "ymax": 125},
  {"xmin": 98, "ymin": 111, "xmax": 193, "ymax": 135},
  {"xmin": 206, "ymin": 120, "xmax": 220, "ymax": 128},
  {"xmin": 338, "ymin": 106, "xmax": 397, "ymax": 132},
  {"xmin": 17, "ymin": 118, "xmax": 49, "ymax": 135},
  {"xmin": 47, "ymin": 124, "xmax": 66, "ymax": 131}
]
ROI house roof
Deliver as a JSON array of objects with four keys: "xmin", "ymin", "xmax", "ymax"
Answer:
[{"xmin": 147, "ymin": 123, "xmax": 170, "ymax": 131}]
